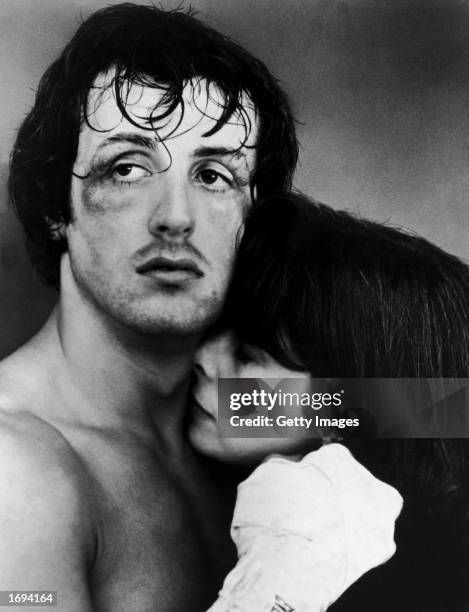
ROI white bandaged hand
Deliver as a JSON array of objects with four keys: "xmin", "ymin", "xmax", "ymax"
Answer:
[{"xmin": 208, "ymin": 443, "xmax": 403, "ymax": 612}]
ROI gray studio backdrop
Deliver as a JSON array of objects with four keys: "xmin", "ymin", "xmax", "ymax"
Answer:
[{"xmin": 1, "ymin": 0, "xmax": 469, "ymax": 358}]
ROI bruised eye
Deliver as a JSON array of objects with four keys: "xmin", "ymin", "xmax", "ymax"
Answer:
[{"xmin": 112, "ymin": 163, "xmax": 151, "ymax": 183}]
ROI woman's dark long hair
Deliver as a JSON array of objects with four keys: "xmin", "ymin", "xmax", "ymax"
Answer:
[{"xmin": 226, "ymin": 192, "xmax": 469, "ymax": 611}]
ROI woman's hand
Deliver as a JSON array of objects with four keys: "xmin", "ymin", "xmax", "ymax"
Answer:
[{"xmin": 208, "ymin": 443, "xmax": 403, "ymax": 611}]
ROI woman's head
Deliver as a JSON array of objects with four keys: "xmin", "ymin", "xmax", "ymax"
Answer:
[
  {"xmin": 190, "ymin": 191, "xmax": 469, "ymax": 460},
  {"xmin": 226, "ymin": 191, "xmax": 469, "ymax": 378}
]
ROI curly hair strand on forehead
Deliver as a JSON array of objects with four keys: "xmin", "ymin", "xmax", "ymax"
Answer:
[
  {"xmin": 82, "ymin": 70, "xmax": 257, "ymax": 150},
  {"xmin": 9, "ymin": 2, "xmax": 298, "ymax": 287}
]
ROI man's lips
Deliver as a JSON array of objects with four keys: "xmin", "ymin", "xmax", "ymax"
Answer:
[{"xmin": 136, "ymin": 256, "xmax": 204, "ymax": 277}]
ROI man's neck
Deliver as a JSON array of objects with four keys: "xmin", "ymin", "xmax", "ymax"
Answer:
[{"xmin": 44, "ymin": 271, "xmax": 202, "ymax": 447}]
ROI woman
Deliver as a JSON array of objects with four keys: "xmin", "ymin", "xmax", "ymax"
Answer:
[{"xmin": 191, "ymin": 193, "xmax": 469, "ymax": 611}]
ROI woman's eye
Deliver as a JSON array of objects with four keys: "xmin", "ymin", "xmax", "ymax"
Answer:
[
  {"xmin": 239, "ymin": 343, "xmax": 274, "ymax": 365},
  {"xmin": 112, "ymin": 163, "xmax": 150, "ymax": 183},
  {"xmin": 235, "ymin": 344, "xmax": 257, "ymax": 365},
  {"xmin": 197, "ymin": 168, "xmax": 233, "ymax": 189}
]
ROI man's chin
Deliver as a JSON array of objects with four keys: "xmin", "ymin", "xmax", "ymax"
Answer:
[
  {"xmin": 128, "ymin": 305, "xmax": 222, "ymax": 339},
  {"xmin": 96, "ymin": 289, "xmax": 225, "ymax": 341}
]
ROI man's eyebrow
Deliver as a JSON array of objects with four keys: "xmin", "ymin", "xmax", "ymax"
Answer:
[
  {"xmin": 193, "ymin": 146, "xmax": 247, "ymax": 160},
  {"xmin": 96, "ymin": 132, "xmax": 158, "ymax": 152}
]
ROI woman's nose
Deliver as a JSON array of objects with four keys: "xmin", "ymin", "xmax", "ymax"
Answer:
[
  {"xmin": 194, "ymin": 331, "xmax": 237, "ymax": 379},
  {"xmin": 194, "ymin": 344, "xmax": 215, "ymax": 378}
]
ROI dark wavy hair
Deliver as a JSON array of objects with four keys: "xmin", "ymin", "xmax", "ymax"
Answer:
[
  {"xmin": 226, "ymin": 192, "xmax": 469, "ymax": 611},
  {"xmin": 9, "ymin": 3, "xmax": 298, "ymax": 287}
]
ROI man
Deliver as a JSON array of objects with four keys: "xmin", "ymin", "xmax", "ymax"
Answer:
[{"xmin": 2, "ymin": 4, "xmax": 297, "ymax": 611}]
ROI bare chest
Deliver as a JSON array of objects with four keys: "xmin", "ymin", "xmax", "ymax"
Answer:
[{"xmin": 70, "ymin": 432, "xmax": 237, "ymax": 612}]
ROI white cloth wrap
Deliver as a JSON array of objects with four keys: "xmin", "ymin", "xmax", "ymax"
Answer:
[{"xmin": 208, "ymin": 443, "xmax": 403, "ymax": 612}]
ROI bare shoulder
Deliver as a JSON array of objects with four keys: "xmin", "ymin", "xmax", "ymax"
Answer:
[
  {"xmin": 0, "ymin": 407, "xmax": 96, "ymax": 537},
  {"xmin": 0, "ymin": 340, "xmax": 96, "ymax": 536},
  {"xmin": 0, "ymin": 413, "xmax": 95, "ymax": 609},
  {"xmin": 0, "ymin": 353, "xmax": 79, "ymax": 491},
  {"xmin": 0, "ymin": 346, "xmax": 97, "ymax": 550},
  {"xmin": 0, "ymin": 337, "xmax": 96, "ymax": 605},
  {"xmin": 0, "ymin": 409, "xmax": 96, "ymax": 602}
]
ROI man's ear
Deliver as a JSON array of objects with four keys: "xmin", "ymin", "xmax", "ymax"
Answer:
[{"xmin": 47, "ymin": 218, "xmax": 67, "ymax": 241}]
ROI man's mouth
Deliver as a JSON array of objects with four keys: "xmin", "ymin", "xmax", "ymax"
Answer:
[{"xmin": 136, "ymin": 256, "xmax": 204, "ymax": 281}]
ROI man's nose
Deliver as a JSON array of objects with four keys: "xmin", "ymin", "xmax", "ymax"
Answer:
[{"xmin": 147, "ymin": 177, "xmax": 195, "ymax": 241}]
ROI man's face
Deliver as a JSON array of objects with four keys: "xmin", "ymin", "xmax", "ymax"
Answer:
[{"xmin": 66, "ymin": 75, "xmax": 257, "ymax": 337}]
